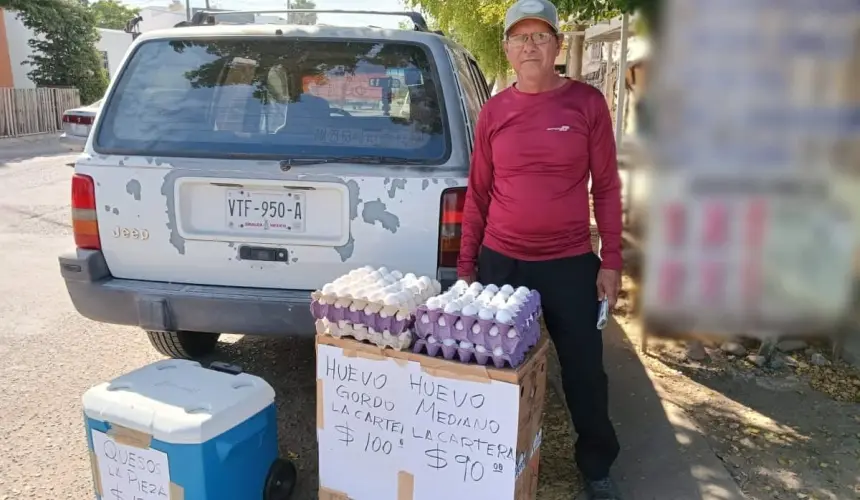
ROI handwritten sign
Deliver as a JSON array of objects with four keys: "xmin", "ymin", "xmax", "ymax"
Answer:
[
  {"xmin": 317, "ymin": 344, "xmax": 525, "ymax": 500},
  {"xmin": 91, "ymin": 429, "xmax": 171, "ymax": 500}
]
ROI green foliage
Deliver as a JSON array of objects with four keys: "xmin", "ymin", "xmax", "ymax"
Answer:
[
  {"xmin": 290, "ymin": 0, "xmax": 317, "ymax": 25},
  {"xmin": 0, "ymin": 0, "xmax": 108, "ymax": 104},
  {"xmin": 404, "ymin": 0, "xmax": 660, "ymax": 78},
  {"xmin": 88, "ymin": 0, "xmax": 139, "ymax": 30}
]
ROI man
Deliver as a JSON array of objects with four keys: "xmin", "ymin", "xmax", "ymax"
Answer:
[{"xmin": 457, "ymin": 0, "xmax": 624, "ymax": 498}]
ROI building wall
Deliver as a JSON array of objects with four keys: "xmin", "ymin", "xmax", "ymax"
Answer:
[
  {"xmin": 95, "ymin": 29, "xmax": 133, "ymax": 80},
  {"xmin": 3, "ymin": 9, "xmax": 35, "ymax": 88},
  {"xmin": 1, "ymin": 10, "xmax": 135, "ymax": 88},
  {"xmin": 0, "ymin": 10, "xmax": 12, "ymax": 87},
  {"xmin": 137, "ymin": 7, "xmax": 187, "ymax": 32}
]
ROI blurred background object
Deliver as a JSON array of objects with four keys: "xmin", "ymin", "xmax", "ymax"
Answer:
[{"xmin": 630, "ymin": 0, "xmax": 859, "ymax": 355}]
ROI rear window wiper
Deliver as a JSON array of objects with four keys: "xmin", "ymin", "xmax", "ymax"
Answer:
[{"xmin": 281, "ymin": 156, "xmax": 427, "ymax": 166}]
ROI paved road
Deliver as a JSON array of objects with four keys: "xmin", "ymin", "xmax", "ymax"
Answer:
[{"xmin": 0, "ymin": 136, "xmax": 319, "ymax": 499}]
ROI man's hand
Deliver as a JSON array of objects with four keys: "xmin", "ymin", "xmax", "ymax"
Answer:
[{"xmin": 596, "ymin": 268, "xmax": 621, "ymax": 309}]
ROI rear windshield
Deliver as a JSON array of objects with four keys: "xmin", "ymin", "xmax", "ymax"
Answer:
[{"xmin": 95, "ymin": 38, "xmax": 449, "ymax": 163}]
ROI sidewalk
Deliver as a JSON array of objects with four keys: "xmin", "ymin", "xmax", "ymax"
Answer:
[{"xmin": 596, "ymin": 318, "xmax": 744, "ymax": 500}]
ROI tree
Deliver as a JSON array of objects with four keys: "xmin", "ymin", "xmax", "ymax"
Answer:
[
  {"xmin": 290, "ymin": 0, "xmax": 317, "ymax": 25},
  {"xmin": 405, "ymin": 0, "xmax": 656, "ymax": 81},
  {"xmin": 0, "ymin": 0, "xmax": 108, "ymax": 104},
  {"xmin": 88, "ymin": 0, "xmax": 140, "ymax": 30}
]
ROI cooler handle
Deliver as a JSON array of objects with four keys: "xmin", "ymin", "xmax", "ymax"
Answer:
[{"xmin": 209, "ymin": 361, "xmax": 244, "ymax": 375}]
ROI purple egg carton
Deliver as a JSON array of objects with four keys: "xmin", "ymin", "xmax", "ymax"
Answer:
[
  {"xmin": 310, "ymin": 298, "xmax": 414, "ymax": 335},
  {"xmin": 411, "ymin": 338, "xmax": 533, "ymax": 369},
  {"xmin": 413, "ymin": 290, "xmax": 542, "ymax": 349}
]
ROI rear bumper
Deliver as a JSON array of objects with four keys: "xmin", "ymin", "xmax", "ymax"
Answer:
[
  {"xmin": 59, "ymin": 133, "xmax": 87, "ymax": 150},
  {"xmin": 58, "ymin": 249, "xmax": 315, "ymax": 337}
]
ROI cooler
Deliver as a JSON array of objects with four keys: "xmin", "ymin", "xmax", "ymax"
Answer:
[{"xmin": 82, "ymin": 359, "xmax": 292, "ymax": 500}]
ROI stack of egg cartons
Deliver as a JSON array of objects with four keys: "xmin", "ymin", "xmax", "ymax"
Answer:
[
  {"xmin": 412, "ymin": 280, "xmax": 542, "ymax": 368},
  {"xmin": 310, "ymin": 266, "xmax": 441, "ymax": 350}
]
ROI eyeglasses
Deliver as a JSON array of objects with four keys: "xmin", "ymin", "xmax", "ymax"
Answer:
[{"xmin": 505, "ymin": 32, "xmax": 557, "ymax": 47}]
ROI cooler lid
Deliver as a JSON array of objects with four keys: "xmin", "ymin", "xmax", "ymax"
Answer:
[{"xmin": 82, "ymin": 359, "xmax": 275, "ymax": 444}]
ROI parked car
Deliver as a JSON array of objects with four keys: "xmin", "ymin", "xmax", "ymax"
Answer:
[
  {"xmin": 58, "ymin": 11, "xmax": 492, "ymax": 359},
  {"xmin": 59, "ymin": 98, "xmax": 103, "ymax": 150}
]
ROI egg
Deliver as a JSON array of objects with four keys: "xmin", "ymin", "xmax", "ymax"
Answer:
[
  {"xmin": 492, "ymin": 346, "xmax": 504, "ymax": 356},
  {"xmin": 426, "ymin": 297, "xmax": 441, "ymax": 310},
  {"xmin": 500, "ymin": 284, "xmax": 515, "ymax": 295},
  {"xmin": 432, "ymin": 280, "xmax": 442, "ymax": 294},
  {"xmin": 404, "ymin": 273, "xmax": 417, "ymax": 282},
  {"xmin": 459, "ymin": 341, "xmax": 474, "ymax": 349},
  {"xmin": 495, "ymin": 309, "xmax": 514, "ymax": 324},
  {"xmin": 419, "ymin": 276, "xmax": 433, "ymax": 288},
  {"xmin": 391, "ymin": 270, "xmax": 404, "ymax": 280},
  {"xmin": 442, "ymin": 338, "xmax": 457, "ymax": 347},
  {"xmin": 484, "ymin": 284, "xmax": 499, "ymax": 294},
  {"xmin": 427, "ymin": 335, "xmax": 437, "ymax": 344},
  {"xmin": 452, "ymin": 280, "xmax": 469, "ymax": 292},
  {"xmin": 368, "ymin": 271, "xmax": 382, "ymax": 281},
  {"xmin": 476, "ymin": 344, "xmax": 487, "ymax": 353},
  {"xmin": 461, "ymin": 304, "xmax": 479, "ymax": 317},
  {"xmin": 515, "ymin": 286, "xmax": 530, "ymax": 296},
  {"xmin": 377, "ymin": 266, "xmax": 389, "ymax": 275},
  {"xmin": 322, "ymin": 283, "xmax": 336, "ymax": 294},
  {"xmin": 478, "ymin": 308, "xmax": 495, "ymax": 321},
  {"xmin": 443, "ymin": 301, "xmax": 462, "ymax": 314},
  {"xmin": 369, "ymin": 291, "xmax": 385, "ymax": 302},
  {"xmin": 383, "ymin": 293, "xmax": 400, "ymax": 306}
]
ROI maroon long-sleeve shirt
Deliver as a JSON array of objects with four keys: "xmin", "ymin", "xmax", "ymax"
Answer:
[{"xmin": 457, "ymin": 80, "xmax": 623, "ymax": 277}]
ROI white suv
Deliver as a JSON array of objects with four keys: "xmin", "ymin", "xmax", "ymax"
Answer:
[{"xmin": 58, "ymin": 10, "xmax": 492, "ymax": 359}]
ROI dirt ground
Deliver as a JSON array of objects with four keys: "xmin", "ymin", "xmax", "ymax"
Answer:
[{"xmin": 612, "ymin": 274, "xmax": 860, "ymax": 500}]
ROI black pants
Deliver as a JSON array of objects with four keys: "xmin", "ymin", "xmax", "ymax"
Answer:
[{"xmin": 478, "ymin": 246, "xmax": 620, "ymax": 480}]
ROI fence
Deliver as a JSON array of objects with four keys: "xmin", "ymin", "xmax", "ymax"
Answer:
[{"xmin": 0, "ymin": 87, "xmax": 81, "ymax": 139}]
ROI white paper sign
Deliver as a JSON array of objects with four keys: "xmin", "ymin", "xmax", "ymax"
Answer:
[
  {"xmin": 317, "ymin": 344, "xmax": 523, "ymax": 500},
  {"xmin": 91, "ymin": 429, "xmax": 172, "ymax": 500}
]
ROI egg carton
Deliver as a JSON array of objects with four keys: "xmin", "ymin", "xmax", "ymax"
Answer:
[
  {"xmin": 414, "ymin": 289, "xmax": 542, "ymax": 345},
  {"xmin": 310, "ymin": 295, "xmax": 414, "ymax": 335},
  {"xmin": 315, "ymin": 318, "xmax": 413, "ymax": 351},
  {"xmin": 411, "ymin": 334, "xmax": 537, "ymax": 369}
]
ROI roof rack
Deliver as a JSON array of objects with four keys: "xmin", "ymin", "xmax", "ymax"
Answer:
[{"xmin": 177, "ymin": 9, "xmax": 438, "ymax": 34}]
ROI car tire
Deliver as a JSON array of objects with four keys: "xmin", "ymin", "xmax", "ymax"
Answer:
[{"xmin": 146, "ymin": 330, "xmax": 221, "ymax": 359}]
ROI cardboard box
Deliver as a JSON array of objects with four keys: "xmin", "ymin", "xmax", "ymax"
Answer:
[{"xmin": 316, "ymin": 334, "xmax": 548, "ymax": 500}]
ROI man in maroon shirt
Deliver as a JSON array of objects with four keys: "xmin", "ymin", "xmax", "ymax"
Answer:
[{"xmin": 457, "ymin": 0, "xmax": 623, "ymax": 498}]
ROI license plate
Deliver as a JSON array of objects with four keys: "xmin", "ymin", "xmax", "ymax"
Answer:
[
  {"xmin": 226, "ymin": 189, "xmax": 306, "ymax": 233},
  {"xmin": 70, "ymin": 123, "xmax": 88, "ymax": 136}
]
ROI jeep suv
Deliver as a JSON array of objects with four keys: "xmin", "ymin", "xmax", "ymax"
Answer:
[{"xmin": 58, "ymin": 10, "xmax": 492, "ymax": 359}]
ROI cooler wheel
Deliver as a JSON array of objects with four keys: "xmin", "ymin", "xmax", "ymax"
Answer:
[{"xmin": 264, "ymin": 458, "xmax": 297, "ymax": 500}]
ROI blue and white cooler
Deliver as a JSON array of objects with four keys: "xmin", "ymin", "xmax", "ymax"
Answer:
[{"xmin": 82, "ymin": 360, "xmax": 296, "ymax": 500}]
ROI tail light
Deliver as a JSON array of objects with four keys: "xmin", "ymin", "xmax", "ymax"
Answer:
[
  {"xmin": 71, "ymin": 174, "xmax": 101, "ymax": 250},
  {"xmin": 437, "ymin": 187, "xmax": 466, "ymax": 268},
  {"xmin": 63, "ymin": 114, "xmax": 94, "ymax": 125}
]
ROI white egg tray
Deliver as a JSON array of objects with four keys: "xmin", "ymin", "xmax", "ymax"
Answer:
[
  {"xmin": 310, "ymin": 266, "xmax": 441, "ymax": 336},
  {"xmin": 412, "ymin": 281, "xmax": 542, "ymax": 368},
  {"xmin": 315, "ymin": 318, "xmax": 413, "ymax": 351}
]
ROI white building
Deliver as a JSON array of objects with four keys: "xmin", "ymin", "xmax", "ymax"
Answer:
[{"xmin": 0, "ymin": 6, "xmax": 189, "ymax": 89}]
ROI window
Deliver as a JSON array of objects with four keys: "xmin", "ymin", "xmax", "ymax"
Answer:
[
  {"xmin": 100, "ymin": 51, "xmax": 109, "ymax": 72},
  {"xmin": 450, "ymin": 51, "xmax": 482, "ymax": 136},
  {"xmin": 95, "ymin": 38, "xmax": 449, "ymax": 163},
  {"xmin": 465, "ymin": 57, "xmax": 490, "ymax": 104}
]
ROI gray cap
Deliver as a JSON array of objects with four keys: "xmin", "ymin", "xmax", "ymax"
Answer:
[{"xmin": 504, "ymin": 0, "xmax": 560, "ymax": 35}]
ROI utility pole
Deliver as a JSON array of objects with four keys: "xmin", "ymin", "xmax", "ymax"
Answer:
[
  {"xmin": 185, "ymin": 0, "xmax": 191, "ymax": 21},
  {"xmin": 286, "ymin": 0, "xmax": 292, "ymax": 24}
]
